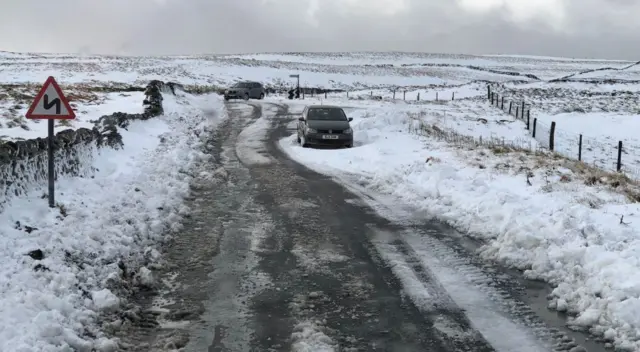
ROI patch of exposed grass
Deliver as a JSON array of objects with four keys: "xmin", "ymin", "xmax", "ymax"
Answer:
[
  {"xmin": 483, "ymin": 143, "xmax": 640, "ymax": 203},
  {"xmin": 66, "ymin": 91, "xmax": 101, "ymax": 104},
  {"xmin": 489, "ymin": 145, "xmax": 512, "ymax": 154},
  {"xmin": 183, "ymin": 84, "xmax": 224, "ymax": 95},
  {"xmin": 57, "ymin": 119, "xmax": 72, "ymax": 127}
]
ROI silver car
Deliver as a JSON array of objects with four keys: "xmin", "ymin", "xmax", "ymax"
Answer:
[
  {"xmin": 224, "ymin": 81, "xmax": 265, "ymax": 101},
  {"xmin": 297, "ymin": 105, "xmax": 354, "ymax": 148}
]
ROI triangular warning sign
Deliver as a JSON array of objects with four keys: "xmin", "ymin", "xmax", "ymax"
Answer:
[{"xmin": 25, "ymin": 76, "xmax": 76, "ymax": 120}]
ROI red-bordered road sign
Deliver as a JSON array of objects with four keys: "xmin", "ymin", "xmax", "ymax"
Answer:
[{"xmin": 25, "ymin": 76, "xmax": 76, "ymax": 119}]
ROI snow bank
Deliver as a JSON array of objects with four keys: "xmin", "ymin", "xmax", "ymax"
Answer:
[
  {"xmin": 0, "ymin": 91, "xmax": 226, "ymax": 351},
  {"xmin": 279, "ymin": 101, "xmax": 640, "ymax": 350}
]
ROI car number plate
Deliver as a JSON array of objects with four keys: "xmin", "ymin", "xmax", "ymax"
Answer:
[{"xmin": 322, "ymin": 135, "xmax": 339, "ymax": 139}]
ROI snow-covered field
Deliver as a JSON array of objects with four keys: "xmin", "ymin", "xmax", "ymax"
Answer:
[
  {"xmin": 3, "ymin": 51, "xmax": 639, "ymax": 88},
  {"xmin": 3, "ymin": 50, "xmax": 640, "ymax": 350}
]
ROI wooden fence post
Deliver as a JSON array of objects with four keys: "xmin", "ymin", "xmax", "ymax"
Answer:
[
  {"xmin": 452, "ymin": 92, "xmax": 455, "ymax": 100},
  {"xmin": 532, "ymin": 118, "xmax": 537, "ymax": 138},
  {"xmin": 617, "ymin": 141, "xmax": 623, "ymax": 171},
  {"xmin": 578, "ymin": 134, "xmax": 583, "ymax": 161},
  {"xmin": 526, "ymin": 110, "xmax": 530, "ymax": 129},
  {"xmin": 501, "ymin": 97, "xmax": 505, "ymax": 109},
  {"xmin": 487, "ymin": 85, "xmax": 491, "ymax": 100},
  {"xmin": 549, "ymin": 122, "xmax": 556, "ymax": 151},
  {"xmin": 509, "ymin": 102, "xmax": 512, "ymax": 114}
]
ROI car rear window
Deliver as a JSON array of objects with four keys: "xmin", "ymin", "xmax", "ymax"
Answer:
[{"xmin": 307, "ymin": 108, "xmax": 347, "ymax": 121}]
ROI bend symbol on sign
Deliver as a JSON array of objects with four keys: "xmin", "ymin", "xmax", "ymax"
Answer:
[{"xmin": 43, "ymin": 94, "xmax": 61, "ymax": 115}]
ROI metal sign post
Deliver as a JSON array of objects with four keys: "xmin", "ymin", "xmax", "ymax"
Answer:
[
  {"xmin": 25, "ymin": 76, "xmax": 76, "ymax": 208},
  {"xmin": 289, "ymin": 74, "xmax": 300, "ymax": 89}
]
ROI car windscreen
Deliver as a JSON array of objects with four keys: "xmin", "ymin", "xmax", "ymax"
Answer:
[
  {"xmin": 232, "ymin": 82, "xmax": 252, "ymax": 88},
  {"xmin": 307, "ymin": 108, "xmax": 347, "ymax": 121}
]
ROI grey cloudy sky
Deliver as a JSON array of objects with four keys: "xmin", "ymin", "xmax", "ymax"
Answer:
[{"xmin": 0, "ymin": 0, "xmax": 638, "ymax": 60}]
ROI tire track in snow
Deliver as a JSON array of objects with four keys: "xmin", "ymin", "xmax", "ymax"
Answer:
[
  {"xmin": 371, "ymin": 222, "xmax": 597, "ymax": 352},
  {"xmin": 401, "ymin": 226, "xmax": 602, "ymax": 352},
  {"xmin": 370, "ymin": 226, "xmax": 551, "ymax": 352},
  {"xmin": 334, "ymin": 173, "xmax": 605, "ymax": 352}
]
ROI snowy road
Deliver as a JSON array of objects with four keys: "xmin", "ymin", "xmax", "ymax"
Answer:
[{"xmin": 114, "ymin": 101, "xmax": 608, "ymax": 352}]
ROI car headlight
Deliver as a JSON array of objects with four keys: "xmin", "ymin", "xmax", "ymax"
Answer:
[
  {"xmin": 306, "ymin": 127, "xmax": 317, "ymax": 133},
  {"xmin": 344, "ymin": 128, "xmax": 353, "ymax": 134}
]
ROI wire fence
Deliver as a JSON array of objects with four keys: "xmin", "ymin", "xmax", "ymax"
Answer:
[
  {"xmin": 406, "ymin": 115, "xmax": 544, "ymax": 154},
  {"xmin": 486, "ymin": 86, "xmax": 640, "ymax": 180},
  {"xmin": 271, "ymin": 88, "xmax": 457, "ymax": 102}
]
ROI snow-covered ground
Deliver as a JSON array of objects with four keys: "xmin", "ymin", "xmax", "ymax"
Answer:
[
  {"xmin": 277, "ymin": 95, "xmax": 640, "ymax": 350},
  {"xmin": 3, "ymin": 50, "xmax": 640, "ymax": 350},
  {"xmin": 0, "ymin": 89, "xmax": 226, "ymax": 350}
]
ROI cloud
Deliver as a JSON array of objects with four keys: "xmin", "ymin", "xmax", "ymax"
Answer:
[
  {"xmin": 456, "ymin": 0, "xmax": 566, "ymax": 29},
  {"xmin": 0, "ymin": 0, "xmax": 637, "ymax": 60}
]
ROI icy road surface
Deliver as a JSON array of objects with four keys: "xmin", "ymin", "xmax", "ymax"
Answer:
[{"xmin": 113, "ymin": 101, "xmax": 607, "ymax": 352}]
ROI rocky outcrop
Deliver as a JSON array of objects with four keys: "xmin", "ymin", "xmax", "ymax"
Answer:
[{"xmin": 0, "ymin": 80, "xmax": 180, "ymax": 211}]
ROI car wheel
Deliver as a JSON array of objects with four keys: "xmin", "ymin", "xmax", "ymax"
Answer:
[
  {"xmin": 244, "ymin": 93, "xmax": 249, "ymax": 101},
  {"xmin": 259, "ymin": 93, "xmax": 265, "ymax": 100},
  {"xmin": 345, "ymin": 144, "xmax": 353, "ymax": 148}
]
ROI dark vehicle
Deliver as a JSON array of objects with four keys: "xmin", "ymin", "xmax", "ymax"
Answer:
[
  {"xmin": 224, "ymin": 81, "xmax": 266, "ymax": 101},
  {"xmin": 297, "ymin": 105, "xmax": 353, "ymax": 148}
]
